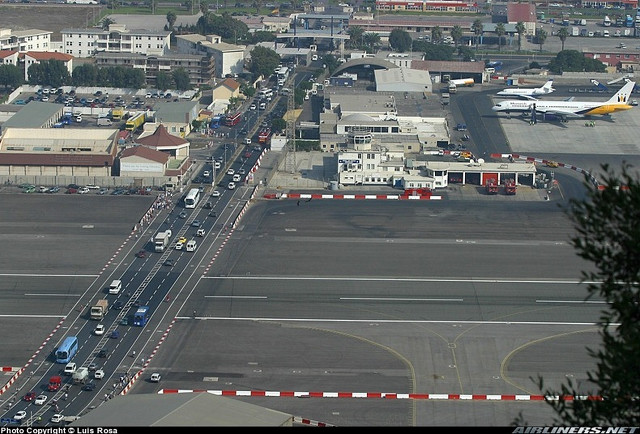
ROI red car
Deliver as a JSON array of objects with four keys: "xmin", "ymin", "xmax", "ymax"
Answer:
[
  {"xmin": 244, "ymin": 151, "xmax": 252, "ymax": 159},
  {"xmin": 135, "ymin": 250, "xmax": 146, "ymax": 258},
  {"xmin": 23, "ymin": 391, "xmax": 36, "ymax": 402}
]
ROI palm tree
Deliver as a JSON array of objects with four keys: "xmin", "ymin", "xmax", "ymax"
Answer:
[
  {"xmin": 348, "ymin": 26, "xmax": 364, "ymax": 50},
  {"xmin": 471, "ymin": 19, "xmax": 483, "ymax": 51},
  {"xmin": 536, "ymin": 28, "xmax": 547, "ymax": 53},
  {"xmin": 450, "ymin": 25, "xmax": 463, "ymax": 48},
  {"xmin": 101, "ymin": 17, "xmax": 116, "ymax": 30},
  {"xmin": 431, "ymin": 25, "xmax": 443, "ymax": 44},
  {"xmin": 557, "ymin": 26, "xmax": 569, "ymax": 51},
  {"xmin": 166, "ymin": 11, "xmax": 177, "ymax": 29},
  {"xmin": 363, "ymin": 32, "xmax": 381, "ymax": 53},
  {"xmin": 515, "ymin": 21, "xmax": 526, "ymax": 53},
  {"xmin": 200, "ymin": 0, "xmax": 209, "ymax": 14},
  {"xmin": 495, "ymin": 22, "xmax": 505, "ymax": 52}
]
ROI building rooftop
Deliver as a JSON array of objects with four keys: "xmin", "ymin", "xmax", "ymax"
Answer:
[
  {"xmin": 153, "ymin": 102, "xmax": 199, "ymax": 124},
  {"xmin": 2, "ymin": 102, "xmax": 63, "ymax": 128}
]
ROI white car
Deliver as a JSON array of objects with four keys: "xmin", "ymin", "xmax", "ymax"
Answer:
[
  {"xmin": 211, "ymin": 190, "xmax": 221, "ymax": 197},
  {"xmin": 78, "ymin": 187, "xmax": 90, "ymax": 194},
  {"xmin": 175, "ymin": 241, "xmax": 184, "ymax": 250},
  {"xmin": 150, "ymin": 372, "xmax": 161, "ymax": 382},
  {"xmin": 50, "ymin": 414, "xmax": 64, "ymax": 424},
  {"xmin": 94, "ymin": 324, "xmax": 105, "ymax": 336},
  {"xmin": 14, "ymin": 410, "xmax": 27, "ymax": 421},
  {"xmin": 226, "ymin": 168, "xmax": 235, "ymax": 175},
  {"xmin": 232, "ymin": 174, "xmax": 241, "ymax": 182},
  {"xmin": 94, "ymin": 369, "xmax": 104, "ymax": 379},
  {"xmin": 203, "ymin": 170, "xmax": 210, "ymax": 178},
  {"xmin": 214, "ymin": 161, "xmax": 221, "ymax": 169},
  {"xmin": 227, "ymin": 182, "xmax": 236, "ymax": 190},
  {"xmin": 34, "ymin": 394, "xmax": 47, "ymax": 405}
]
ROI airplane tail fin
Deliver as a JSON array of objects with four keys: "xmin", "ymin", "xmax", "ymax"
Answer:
[
  {"xmin": 542, "ymin": 80, "xmax": 554, "ymax": 93},
  {"xmin": 591, "ymin": 79, "xmax": 608, "ymax": 91},
  {"xmin": 607, "ymin": 81, "xmax": 635, "ymax": 104}
]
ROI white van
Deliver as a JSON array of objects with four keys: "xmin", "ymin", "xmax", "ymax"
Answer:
[
  {"xmin": 64, "ymin": 362, "xmax": 76, "ymax": 375},
  {"xmin": 186, "ymin": 240, "xmax": 197, "ymax": 252},
  {"xmin": 108, "ymin": 279, "xmax": 122, "ymax": 295}
]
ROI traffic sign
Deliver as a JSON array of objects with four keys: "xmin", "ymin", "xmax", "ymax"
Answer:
[{"xmin": 0, "ymin": 418, "xmax": 18, "ymax": 424}]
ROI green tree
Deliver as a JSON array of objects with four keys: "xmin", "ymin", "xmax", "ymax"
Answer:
[
  {"xmin": 323, "ymin": 54, "xmax": 340, "ymax": 75},
  {"xmin": 196, "ymin": 12, "xmax": 249, "ymax": 42},
  {"xmin": 347, "ymin": 26, "xmax": 364, "ymax": 50},
  {"xmin": 240, "ymin": 82, "xmax": 255, "ymax": 98},
  {"xmin": 516, "ymin": 21, "xmax": 526, "ymax": 53},
  {"xmin": 413, "ymin": 41, "xmax": 455, "ymax": 61},
  {"xmin": 156, "ymin": 71, "xmax": 172, "ymax": 90},
  {"xmin": 450, "ymin": 25, "xmax": 463, "ymax": 48},
  {"xmin": 548, "ymin": 49, "xmax": 606, "ymax": 74},
  {"xmin": 249, "ymin": 45, "xmax": 280, "ymax": 79},
  {"xmin": 471, "ymin": 19, "xmax": 483, "ymax": 51},
  {"xmin": 0, "ymin": 64, "xmax": 24, "ymax": 89},
  {"xmin": 535, "ymin": 162, "xmax": 640, "ymax": 426},
  {"xmin": 557, "ymin": 26, "xmax": 569, "ymax": 52},
  {"xmin": 172, "ymin": 68, "xmax": 191, "ymax": 90},
  {"xmin": 271, "ymin": 117, "xmax": 286, "ymax": 133},
  {"xmin": 536, "ymin": 28, "xmax": 547, "ymax": 52},
  {"xmin": 250, "ymin": 31, "xmax": 276, "ymax": 44},
  {"xmin": 363, "ymin": 32, "xmax": 380, "ymax": 53},
  {"xmin": 185, "ymin": 0, "xmax": 194, "ymax": 14},
  {"xmin": 166, "ymin": 11, "xmax": 177, "ymax": 29},
  {"xmin": 199, "ymin": 0, "xmax": 209, "ymax": 14},
  {"xmin": 495, "ymin": 22, "xmax": 505, "ymax": 52},
  {"xmin": 101, "ymin": 17, "xmax": 116, "ymax": 30},
  {"xmin": 431, "ymin": 25, "xmax": 443, "ymax": 44},
  {"xmin": 252, "ymin": 0, "xmax": 262, "ymax": 14},
  {"xmin": 28, "ymin": 60, "xmax": 70, "ymax": 87},
  {"xmin": 389, "ymin": 28, "xmax": 412, "ymax": 52}
]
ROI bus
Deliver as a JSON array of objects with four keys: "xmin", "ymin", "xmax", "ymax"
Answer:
[
  {"xmin": 133, "ymin": 306, "xmax": 150, "ymax": 326},
  {"xmin": 210, "ymin": 115, "xmax": 223, "ymax": 129},
  {"xmin": 184, "ymin": 188, "xmax": 201, "ymax": 209},
  {"xmin": 224, "ymin": 112, "xmax": 241, "ymax": 127},
  {"xmin": 276, "ymin": 66, "xmax": 289, "ymax": 86},
  {"xmin": 55, "ymin": 336, "xmax": 79, "ymax": 364}
]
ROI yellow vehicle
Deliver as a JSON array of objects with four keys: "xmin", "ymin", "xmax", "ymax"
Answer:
[{"xmin": 546, "ymin": 160, "xmax": 559, "ymax": 168}]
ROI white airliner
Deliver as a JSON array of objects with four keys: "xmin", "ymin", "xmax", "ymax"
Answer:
[
  {"xmin": 491, "ymin": 80, "xmax": 636, "ymax": 121},
  {"xmin": 496, "ymin": 80, "xmax": 555, "ymax": 98}
]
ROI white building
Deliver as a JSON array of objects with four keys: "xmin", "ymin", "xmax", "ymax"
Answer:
[
  {"xmin": 0, "ymin": 28, "xmax": 52, "ymax": 53},
  {"xmin": 61, "ymin": 24, "xmax": 170, "ymax": 58},
  {"xmin": 24, "ymin": 52, "xmax": 74, "ymax": 81},
  {"xmin": 174, "ymin": 34, "xmax": 246, "ymax": 78}
]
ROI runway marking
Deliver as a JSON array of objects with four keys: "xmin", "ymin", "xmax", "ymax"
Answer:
[
  {"xmin": 205, "ymin": 295, "xmax": 268, "ymax": 299},
  {"xmin": 24, "ymin": 293, "xmax": 83, "ymax": 297},
  {"xmin": 177, "ymin": 317, "xmax": 608, "ymax": 326},
  {"xmin": 340, "ymin": 297, "xmax": 464, "ymax": 302},
  {"xmin": 202, "ymin": 276, "xmax": 591, "ymax": 284},
  {"xmin": 536, "ymin": 299, "xmax": 608, "ymax": 304},
  {"xmin": 0, "ymin": 274, "xmax": 99, "ymax": 277}
]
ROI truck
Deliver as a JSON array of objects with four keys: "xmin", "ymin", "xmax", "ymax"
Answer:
[
  {"xmin": 186, "ymin": 239, "xmax": 197, "ymax": 252},
  {"xmin": 110, "ymin": 106, "xmax": 125, "ymax": 121},
  {"xmin": 48, "ymin": 376, "xmax": 62, "ymax": 392},
  {"xmin": 504, "ymin": 179, "xmax": 517, "ymax": 195},
  {"xmin": 97, "ymin": 118, "xmax": 112, "ymax": 126},
  {"xmin": 485, "ymin": 180, "xmax": 498, "ymax": 194},
  {"xmin": 572, "ymin": 27, "xmax": 579, "ymax": 36},
  {"xmin": 72, "ymin": 367, "xmax": 89, "ymax": 385},
  {"xmin": 154, "ymin": 230, "xmax": 172, "ymax": 252},
  {"xmin": 90, "ymin": 299, "xmax": 108, "ymax": 320},
  {"xmin": 448, "ymin": 83, "xmax": 457, "ymax": 93}
]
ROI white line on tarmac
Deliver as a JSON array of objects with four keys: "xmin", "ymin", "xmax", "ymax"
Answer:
[
  {"xmin": 340, "ymin": 297, "xmax": 464, "ymax": 302},
  {"xmin": 203, "ymin": 276, "xmax": 591, "ymax": 284},
  {"xmin": 0, "ymin": 274, "xmax": 99, "ymax": 277},
  {"xmin": 536, "ymin": 299, "xmax": 609, "ymax": 304}
]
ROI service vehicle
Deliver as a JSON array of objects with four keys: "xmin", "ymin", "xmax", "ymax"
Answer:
[
  {"xmin": 90, "ymin": 299, "xmax": 109, "ymax": 320},
  {"xmin": 72, "ymin": 367, "xmax": 89, "ymax": 384},
  {"xmin": 154, "ymin": 230, "xmax": 172, "ymax": 252},
  {"xmin": 108, "ymin": 280, "xmax": 122, "ymax": 294},
  {"xmin": 150, "ymin": 373, "xmax": 161, "ymax": 382},
  {"xmin": 97, "ymin": 118, "xmax": 113, "ymax": 126}
]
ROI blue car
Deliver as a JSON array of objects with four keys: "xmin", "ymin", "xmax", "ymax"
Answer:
[{"xmin": 110, "ymin": 330, "xmax": 119, "ymax": 339}]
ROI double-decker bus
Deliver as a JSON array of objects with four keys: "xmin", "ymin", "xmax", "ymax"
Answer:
[
  {"xmin": 224, "ymin": 112, "xmax": 242, "ymax": 127},
  {"xmin": 55, "ymin": 336, "xmax": 79, "ymax": 363},
  {"xmin": 258, "ymin": 128, "xmax": 271, "ymax": 144},
  {"xmin": 184, "ymin": 188, "xmax": 201, "ymax": 209},
  {"xmin": 133, "ymin": 306, "xmax": 150, "ymax": 326}
]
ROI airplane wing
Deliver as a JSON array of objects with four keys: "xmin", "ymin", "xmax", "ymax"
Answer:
[
  {"xmin": 538, "ymin": 108, "xmax": 584, "ymax": 118},
  {"xmin": 564, "ymin": 97, "xmax": 575, "ymax": 102},
  {"xmin": 518, "ymin": 95, "xmax": 538, "ymax": 100}
]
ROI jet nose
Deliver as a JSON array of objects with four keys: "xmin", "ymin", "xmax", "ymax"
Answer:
[{"xmin": 491, "ymin": 104, "xmax": 500, "ymax": 111}]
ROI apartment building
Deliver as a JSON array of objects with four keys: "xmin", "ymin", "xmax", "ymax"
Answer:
[
  {"xmin": 0, "ymin": 28, "xmax": 52, "ymax": 53},
  {"xmin": 62, "ymin": 24, "xmax": 170, "ymax": 58}
]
